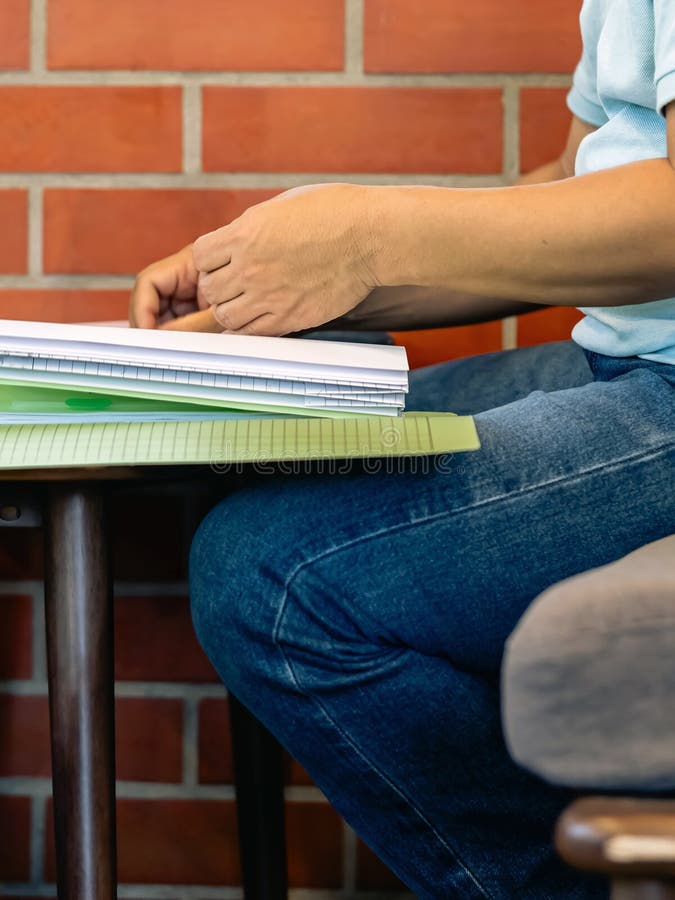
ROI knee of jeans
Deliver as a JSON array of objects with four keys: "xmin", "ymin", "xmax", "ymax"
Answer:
[
  {"xmin": 275, "ymin": 554, "xmax": 406, "ymax": 693},
  {"xmin": 188, "ymin": 496, "xmax": 285, "ymax": 687}
]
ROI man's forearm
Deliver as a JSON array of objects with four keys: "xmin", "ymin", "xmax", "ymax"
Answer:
[
  {"xmin": 325, "ymin": 288, "xmax": 541, "ymax": 331},
  {"xmin": 322, "ymin": 160, "xmax": 565, "ymax": 332},
  {"xmin": 367, "ymin": 158, "xmax": 675, "ymax": 307}
]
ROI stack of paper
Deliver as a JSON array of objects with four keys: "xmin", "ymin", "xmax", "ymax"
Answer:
[
  {"xmin": 0, "ymin": 320, "xmax": 482, "ymax": 468},
  {"xmin": 0, "ymin": 319, "xmax": 409, "ymax": 420}
]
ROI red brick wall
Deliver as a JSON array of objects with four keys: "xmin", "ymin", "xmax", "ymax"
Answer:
[{"xmin": 0, "ymin": 1, "xmax": 583, "ymax": 896}]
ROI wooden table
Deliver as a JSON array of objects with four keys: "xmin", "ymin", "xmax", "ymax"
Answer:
[{"xmin": 0, "ymin": 467, "xmax": 288, "ymax": 900}]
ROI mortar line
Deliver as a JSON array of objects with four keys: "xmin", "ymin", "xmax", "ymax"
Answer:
[
  {"xmin": 0, "ymin": 888, "xmax": 56, "ymax": 899},
  {"xmin": 502, "ymin": 316, "xmax": 518, "ymax": 351},
  {"xmin": 0, "ymin": 275, "xmax": 136, "ymax": 290},
  {"xmin": 0, "ymin": 679, "xmax": 228, "ymax": 699},
  {"xmin": 28, "ymin": 794, "xmax": 46, "ymax": 885},
  {"xmin": 0, "ymin": 70, "xmax": 574, "ymax": 88},
  {"xmin": 4, "ymin": 577, "xmax": 196, "ymax": 601},
  {"xmin": 499, "ymin": 81, "xmax": 521, "ymax": 364},
  {"xmin": 182, "ymin": 695, "xmax": 199, "ymax": 786},
  {"xmin": 345, "ymin": 0, "xmax": 364, "ymax": 76},
  {"xmin": 182, "ymin": 84, "xmax": 202, "ymax": 175},
  {"xmin": 113, "ymin": 683, "xmax": 225, "ymax": 700},
  {"xmin": 0, "ymin": 173, "xmax": 506, "ymax": 189},
  {"xmin": 29, "ymin": 0, "xmax": 47, "ymax": 75},
  {"xmin": 0, "ymin": 889, "xmax": 414, "ymax": 900},
  {"xmin": 0, "ymin": 579, "xmax": 44, "ymax": 592},
  {"xmin": 0, "ymin": 776, "xmax": 327, "ymax": 803},
  {"xmin": 0, "ymin": 775, "xmax": 238, "ymax": 799},
  {"xmin": 342, "ymin": 821, "xmax": 358, "ymax": 892},
  {"xmin": 502, "ymin": 81, "xmax": 521, "ymax": 182},
  {"xmin": 27, "ymin": 186, "xmax": 43, "ymax": 277},
  {"xmin": 0, "ymin": 887, "xmax": 246, "ymax": 900}
]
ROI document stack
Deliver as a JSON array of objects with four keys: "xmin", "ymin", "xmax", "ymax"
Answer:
[{"xmin": 0, "ymin": 319, "xmax": 480, "ymax": 468}]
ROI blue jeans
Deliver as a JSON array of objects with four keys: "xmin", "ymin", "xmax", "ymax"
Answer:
[{"xmin": 190, "ymin": 340, "xmax": 675, "ymax": 899}]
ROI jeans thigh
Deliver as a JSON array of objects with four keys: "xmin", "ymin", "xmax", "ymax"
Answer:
[
  {"xmin": 193, "ymin": 365, "xmax": 674, "ymax": 675},
  {"xmin": 407, "ymin": 339, "xmax": 592, "ymax": 413}
]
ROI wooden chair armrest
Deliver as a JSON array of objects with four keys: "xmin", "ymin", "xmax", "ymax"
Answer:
[{"xmin": 556, "ymin": 798, "xmax": 675, "ymax": 879}]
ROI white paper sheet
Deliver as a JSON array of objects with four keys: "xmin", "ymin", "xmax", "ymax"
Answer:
[
  {"xmin": 0, "ymin": 319, "xmax": 409, "ymax": 417},
  {"xmin": 0, "ymin": 319, "xmax": 409, "ymax": 385}
]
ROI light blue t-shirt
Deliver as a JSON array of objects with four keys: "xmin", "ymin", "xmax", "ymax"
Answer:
[{"xmin": 567, "ymin": 0, "xmax": 675, "ymax": 364}]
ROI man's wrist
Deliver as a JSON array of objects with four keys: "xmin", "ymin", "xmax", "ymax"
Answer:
[
  {"xmin": 358, "ymin": 185, "xmax": 444, "ymax": 288},
  {"xmin": 355, "ymin": 185, "xmax": 403, "ymax": 288}
]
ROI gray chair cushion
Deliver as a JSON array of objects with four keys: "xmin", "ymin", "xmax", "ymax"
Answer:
[{"xmin": 502, "ymin": 535, "xmax": 675, "ymax": 790}]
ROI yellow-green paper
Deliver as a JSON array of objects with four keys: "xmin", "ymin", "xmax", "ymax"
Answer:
[{"xmin": 0, "ymin": 413, "xmax": 480, "ymax": 469}]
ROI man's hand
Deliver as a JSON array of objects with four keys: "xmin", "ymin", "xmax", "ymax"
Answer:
[
  {"xmin": 193, "ymin": 183, "xmax": 378, "ymax": 336},
  {"xmin": 129, "ymin": 243, "xmax": 220, "ymax": 331}
]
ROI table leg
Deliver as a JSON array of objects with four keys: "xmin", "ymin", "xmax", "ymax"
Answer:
[{"xmin": 44, "ymin": 484, "xmax": 117, "ymax": 900}]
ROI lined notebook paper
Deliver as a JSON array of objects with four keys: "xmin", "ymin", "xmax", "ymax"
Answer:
[
  {"xmin": 0, "ymin": 414, "xmax": 480, "ymax": 469},
  {"xmin": 0, "ymin": 319, "xmax": 409, "ymax": 417}
]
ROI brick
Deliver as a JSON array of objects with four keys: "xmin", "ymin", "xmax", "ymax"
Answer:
[
  {"xmin": 198, "ymin": 697, "xmax": 313, "ymax": 785},
  {"xmin": 520, "ymin": 88, "xmax": 572, "ymax": 173},
  {"xmin": 0, "ymin": 0, "xmax": 29, "ymax": 69},
  {"xmin": 115, "ymin": 697, "xmax": 184, "ymax": 782},
  {"xmin": 517, "ymin": 306, "xmax": 584, "ymax": 347},
  {"xmin": 0, "ymin": 290, "xmax": 128, "ymax": 323},
  {"xmin": 0, "ymin": 795, "xmax": 31, "ymax": 881},
  {"xmin": 0, "ymin": 594, "xmax": 32, "ymax": 679},
  {"xmin": 0, "ymin": 190, "xmax": 27, "ymax": 273},
  {"xmin": 0, "ymin": 87, "xmax": 181, "ymax": 172},
  {"xmin": 286, "ymin": 803, "xmax": 343, "ymax": 888},
  {"xmin": 48, "ymin": 0, "xmax": 344, "ymax": 71},
  {"xmin": 0, "ymin": 529, "xmax": 43, "ymax": 580},
  {"xmin": 391, "ymin": 322, "xmax": 502, "ymax": 369},
  {"xmin": 198, "ymin": 697, "xmax": 233, "ymax": 784},
  {"xmin": 365, "ymin": 0, "xmax": 581, "ymax": 73},
  {"xmin": 45, "ymin": 797, "xmax": 240, "ymax": 885},
  {"xmin": 110, "ymin": 491, "xmax": 187, "ymax": 581},
  {"xmin": 286, "ymin": 755, "xmax": 315, "ymax": 786},
  {"xmin": 202, "ymin": 87, "xmax": 503, "ymax": 174},
  {"xmin": 0, "ymin": 694, "xmax": 48, "ymax": 777},
  {"xmin": 356, "ymin": 838, "xmax": 407, "ymax": 890},
  {"xmin": 115, "ymin": 595, "xmax": 219, "ymax": 683},
  {"xmin": 0, "ymin": 694, "xmax": 183, "ymax": 782},
  {"xmin": 44, "ymin": 188, "xmax": 277, "ymax": 274}
]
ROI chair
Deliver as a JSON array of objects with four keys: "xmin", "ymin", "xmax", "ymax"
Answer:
[
  {"xmin": 229, "ymin": 694, "xmax": 288, "ymax": 900},
  {"xmin": 503, "ymin": 534, "xmax": 675, "ymax": 899}
]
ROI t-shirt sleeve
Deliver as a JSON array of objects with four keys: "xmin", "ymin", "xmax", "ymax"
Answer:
[
  {"xmin": 566, "ymin": 1, "xmax": 608, "ymax": 127},
  {"xmin": 654, "ymin": 0, "xmax": 675, "ymax": 115}
]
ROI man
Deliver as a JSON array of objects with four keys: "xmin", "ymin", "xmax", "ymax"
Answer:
[{"xmin": 130, "ymin": 1, "xmax": 675, "ymax": 896}]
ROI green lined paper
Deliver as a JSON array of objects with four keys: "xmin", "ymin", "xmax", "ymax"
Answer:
[{"xmin": 0, "ymin": 413, "xmax": 480, "ymax": 469}]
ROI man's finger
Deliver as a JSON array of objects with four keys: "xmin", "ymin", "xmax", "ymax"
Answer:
[
  {"xmin": 212, "ymin": 294, "xmax": 265, "ymax": 332},
  {"xmin": 197, "ymin": 266, "xmax": 243, "ymax": 308},
  {"xmin": 234, "ymin": 313, "xmax": 287, "ymax": 337},
  {"xmin": 129, "ymin": 277, "xmax": 161, "ymax": 329},
  {"xmin": 159, "ymin": 308, "xmax": 222, "ymax": 333},
  {"xmin": 193, "ymin": 225, "xmax": 234, "ymax": 273}
]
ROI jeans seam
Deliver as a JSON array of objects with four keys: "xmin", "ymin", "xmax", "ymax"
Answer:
[
  {"xmin": 465, "ymin": 439, "xmax": 675, "ymax": 511},
  {"xmin": 271, "ymin": 597, "xmax": 495, "ymax": 900},
  {"xmin": 279, "ymin": 440, "xmax": 674, "ymax": 589}
]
